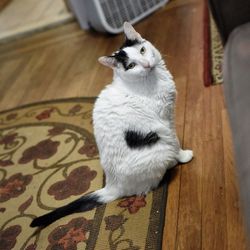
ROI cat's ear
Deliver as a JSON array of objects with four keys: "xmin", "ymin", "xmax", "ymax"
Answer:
[
  {"xmin": 98, "ymin": 56, "xmax": 117, "ymax": 68},
  {"xmin": 123, "ymin": 22, "xmax": 143, "ymax": 42}
]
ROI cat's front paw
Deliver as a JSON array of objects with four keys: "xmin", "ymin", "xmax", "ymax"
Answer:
[{"xmin": 178, "ymin": 149, "xmax": 193, "ymax": 163}]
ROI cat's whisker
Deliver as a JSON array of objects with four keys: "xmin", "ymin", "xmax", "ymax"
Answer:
[{"xmin": 162, "ymin": 53, "xmax": 172, "ymax": 58}]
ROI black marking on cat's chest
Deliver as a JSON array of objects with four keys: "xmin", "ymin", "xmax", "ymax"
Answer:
[{"xmin": 125, "ymin": 130, "xmax": 160, "ymax": 149}]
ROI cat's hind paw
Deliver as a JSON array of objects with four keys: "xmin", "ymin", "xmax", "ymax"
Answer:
[{"xmin": 177, "ymin": 149, "xmax": 193, "ymax": 163}]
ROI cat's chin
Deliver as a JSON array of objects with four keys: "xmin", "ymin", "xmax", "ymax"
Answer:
[
  {"xmin": 147, "ymin": 65, "xmax": 157, "ymax": 74},
  {"xmin": 150, "ymin": 65, "xmax": 156, "ymax": 71}
]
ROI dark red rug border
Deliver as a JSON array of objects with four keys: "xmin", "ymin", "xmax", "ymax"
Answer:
[{"xmin": 203, "ymin": 1, "xmax": 212, "ymax": 87}]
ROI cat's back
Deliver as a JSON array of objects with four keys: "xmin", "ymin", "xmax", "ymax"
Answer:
[
  {"xmin": 93, "ymin": 84, "xmax": 154, "ymax": 126},
  {"xmin": 93, "ymin": 84, "xmax": 129, "ymax": 121},
  {"xmin": 93, "ymin": 84, "xmax": 154, "ymax": 143},
  {"xmin": 93, "ymin": 84, "xmax": 139, "ymax": 163},
  {"xmin": 93, "ymin": 84, "xmax": 129, "ymax": 141}
]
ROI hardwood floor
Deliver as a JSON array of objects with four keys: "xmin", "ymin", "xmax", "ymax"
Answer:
[{"xmin": 0, "ymin": 0, "xmax": 248, "ymax": 249}]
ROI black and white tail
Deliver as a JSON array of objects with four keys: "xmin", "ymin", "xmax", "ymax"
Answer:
[{"xmin": 30, "ymin": 187, "xmax": 119, "ymax": 228}]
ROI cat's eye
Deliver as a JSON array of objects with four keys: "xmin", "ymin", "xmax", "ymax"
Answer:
[
  {"xmin": 128, "ymin": 62, "xmax": 136, "ymax": 69},
  {"xmin": 140, "ymin": 46, "xmax": 146, "ymax": 55}
]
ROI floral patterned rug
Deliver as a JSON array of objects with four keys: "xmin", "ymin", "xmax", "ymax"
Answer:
[
  {"xmin": 0, "ymin": 98, "xmax": 168, "ymax": 250},
  {"xmin": 203, "ymin": 3, "xmax": 223, "ymax": 86}
]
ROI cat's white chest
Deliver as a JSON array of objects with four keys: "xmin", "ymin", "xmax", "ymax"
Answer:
[{"xmin": 153, "ymin": 80, "xmax": 176, "ymax": 119}]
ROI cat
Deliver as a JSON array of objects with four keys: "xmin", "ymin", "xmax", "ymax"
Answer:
[{"xmin": 30, "ymin": 22, "xmax": 193, "ymax": 228}]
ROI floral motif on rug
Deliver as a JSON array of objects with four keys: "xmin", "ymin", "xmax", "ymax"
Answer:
[{"xmin": 0, "ymin": 98, "xmax": 167, "ymax": 250}]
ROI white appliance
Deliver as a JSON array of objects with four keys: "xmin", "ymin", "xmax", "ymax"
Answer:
[{"xmin": 68, "ymin": 0, "xmax": 168, "ymax": 34}]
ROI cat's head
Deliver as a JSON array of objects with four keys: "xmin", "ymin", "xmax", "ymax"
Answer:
[{"xmin": 98, "ymin": 22, "xmax": 162, "ymax": 81}]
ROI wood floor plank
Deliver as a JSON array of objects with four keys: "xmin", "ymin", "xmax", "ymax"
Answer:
[
  {"xmin": 200, "ymin": 85, "xmax": 229, "ymax": 250},
  {"xmin": 0, "ymin": 23, "xmax": 83, "ymax": 59},
  {"xmin": 203, "ymin": 87, "xmax": 224, "ymax": 142},
  {"xmin": 176, "ymin": 2, "xmax": 203, "ymax": 249},
  {"xmin": 19, "ymin": 45, "xmax": 75, "ymax": 104},
  {"xmin": 201, "ymin": 137, "xmax": 227, "ymax": 250},
  {"xmin": 0, "ymin": 57, "xmax": 30, "ymax": 103},
  {"xmin": 0, "ymin": 49, "xmax": 46, "ymax": 110},
  {"xmin": 201, "ymin": 86, "xmax": 228, "ymax": 250},
  {"xmin": 160, "ymin": 4, "xmax": 194, "ymax": 250}
]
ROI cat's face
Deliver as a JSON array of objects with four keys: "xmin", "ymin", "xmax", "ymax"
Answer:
[{"xmin": 99, "ymin": 22, "xmax": 162, "ymax": 81}]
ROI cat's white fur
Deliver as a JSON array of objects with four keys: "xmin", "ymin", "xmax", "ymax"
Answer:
[{"xmin": 93, "ymin": 22, "xmax": 193, "ymax": 203}]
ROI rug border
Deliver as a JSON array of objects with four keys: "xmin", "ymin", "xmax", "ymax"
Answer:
[
  {"xmin": 0, "ymin": 97, "xmax": 96, "ymax": 115},
  {"xmin": 146, "ymin": 179, "xmax": 168, "ymax": 250},
  {"xmin": 203, "ymin": 1, "xmax": 212, "ymax": 87},
  {"xmin": 158, "ymin": 182, "xmax": 168, "ymax": 250}
]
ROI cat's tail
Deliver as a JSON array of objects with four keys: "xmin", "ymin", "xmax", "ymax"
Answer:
[{"xmin": 30, "ymin": 187, "xmax": 119, "ymax": 228}]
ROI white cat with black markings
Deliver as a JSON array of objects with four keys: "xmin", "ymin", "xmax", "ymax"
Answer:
[{"xmin": 31, "ymin": 22, "xmax": 193, "ymax": 228}]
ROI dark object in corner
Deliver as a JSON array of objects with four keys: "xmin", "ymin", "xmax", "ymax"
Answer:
[
  {"xmin": 208, "ymin": 0, "xmax": 250, "ymax": 44},
  {"xmin": 223, "ymin": 22, "xmax": 250, "ymax": 236}
]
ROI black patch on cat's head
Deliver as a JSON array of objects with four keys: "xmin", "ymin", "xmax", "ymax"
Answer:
[
  {"xmin": 111, "ymin": 50, "xmax": 129, "ymax": 70},
  {"xmin": 120, "ymin": 38, "xmax": 140, "ymax": 49}
]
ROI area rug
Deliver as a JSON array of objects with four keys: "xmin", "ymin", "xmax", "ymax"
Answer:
[
  {"xmin": 203, "ymin": 3, "xmax": 223, "ymax": 86},
  {"xmin": 0, "ymin": 98, "xmax": 167, "ymax": 250}
]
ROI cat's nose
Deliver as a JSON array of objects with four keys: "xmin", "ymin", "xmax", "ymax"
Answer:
[{"xmin": 141, "ymin": 60, "xmax": 151, "ymax": 68}]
